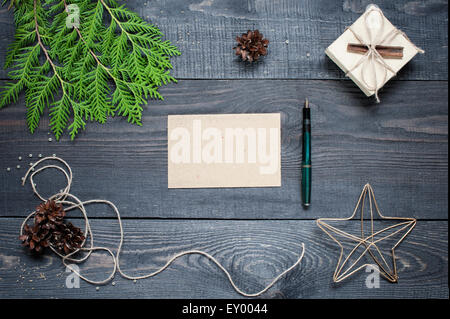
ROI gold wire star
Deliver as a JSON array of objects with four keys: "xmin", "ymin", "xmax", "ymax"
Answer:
[{"xmin": 316, "ymin": 184, "xmax": 416, "ymax": 283}]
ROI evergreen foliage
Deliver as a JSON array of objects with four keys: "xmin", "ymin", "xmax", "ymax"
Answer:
[{"xmin": 0, "ymin": 0, "xmax": 180, "ymax": 140}]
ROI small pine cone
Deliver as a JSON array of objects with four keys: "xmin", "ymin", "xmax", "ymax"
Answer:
[
  {"xmin": 233, "ymin": 30, "xmax": 269, "ymax": 62},
  {"xmin": 50, "ymin": 222, "xmax": 85, "ymax": 255},
  {"xmin": 19, "ymin": 223, "xmax": 50, "ymax": 254},
  {"xmin": 19, "ymin": 199, "xmax": 64, "ymax": 253},
  {"xmin": 35, "ymin": 199, "xmax": 65, "ymax": 226}
]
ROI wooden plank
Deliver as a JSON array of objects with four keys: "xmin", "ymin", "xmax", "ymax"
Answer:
[
  {"xmin": 0, "ymin": 0, "xmax": 447, "ymax": 80},
  {"xmin": 0, "ymin": 80, "xmax": 447, "ymax": 219},
  {"xmin": 0, "ymin": 218, "xmax": 447, "ymax": 298}
]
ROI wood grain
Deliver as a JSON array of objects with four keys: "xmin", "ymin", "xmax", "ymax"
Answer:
[
  {"xmin": 0, "ymin": 218, "xmax": 446, "ymax": 299},
  {"xmin": 0, "ymin": 0, "xmax": 447, "ymax": 80},
  {"xmin": 0, "ymin": 0, "xmax": 447, "ymax": 300},
  {"xmin": 0, "ymin": 80, "xmax": 447, "ymax": 220}
]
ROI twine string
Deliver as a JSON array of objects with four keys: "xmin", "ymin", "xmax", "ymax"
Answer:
[{"xmin": 20, "ymin": 156, "xmax": 306, "ymax": 297}]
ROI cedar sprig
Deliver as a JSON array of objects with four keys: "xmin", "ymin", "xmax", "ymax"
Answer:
[{"xmin": 0, "ymin": 0, "xmax": 180, "ymax": 140}]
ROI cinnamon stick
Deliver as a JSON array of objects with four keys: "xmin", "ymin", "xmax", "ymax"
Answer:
[{"xmin": 347, "ymin": 43, "xmax": 404, "ymax": 59}]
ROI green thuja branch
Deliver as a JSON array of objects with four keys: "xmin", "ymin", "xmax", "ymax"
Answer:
[{"xmin": 0, "ymin": 0, "xmax": 180, "ymax": 140}]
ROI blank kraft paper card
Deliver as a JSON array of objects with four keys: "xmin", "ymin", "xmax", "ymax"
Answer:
[{"xmin": 168, "ymin": 113, "xmax": 281, "ymax": 188}]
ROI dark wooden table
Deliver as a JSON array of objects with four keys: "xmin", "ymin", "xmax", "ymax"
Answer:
[{"xmin": 0, "ymin": 0, "xmax": 447, "ymax": 299}]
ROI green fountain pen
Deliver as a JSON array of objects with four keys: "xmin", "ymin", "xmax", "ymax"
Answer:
[{"xmin": 301, "ymin": 98, "xmax": 311, "ymax": 207}]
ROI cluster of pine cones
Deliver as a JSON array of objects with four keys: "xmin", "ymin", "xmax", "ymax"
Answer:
[
  {"xmin": 233, "ymin": 29, "xmax": 269, "ymax": 62},
  {"xmin": 19, "ymin": 200, "xmax": 85, "ymax": 254}
]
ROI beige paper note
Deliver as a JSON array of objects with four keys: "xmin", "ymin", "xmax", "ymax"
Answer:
[{"xmin": 168, "ymin": 113, "xmax": 281, "ymax": 188}]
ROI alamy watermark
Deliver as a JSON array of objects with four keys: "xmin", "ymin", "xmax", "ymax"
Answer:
[
  {"xmin": 65, "ymin": 264, "xmax": 80, "ymax": 288},
  {"xmin": 365, "ymin": 264, "xmax": 380, "ymax": 288},
  {"xmin": 169, "ymin": 119, "xmax": 280, "ymax": 175},
  {"xmin": 66, "ymin": 4, "xmax": 80, "ymax": 29}
]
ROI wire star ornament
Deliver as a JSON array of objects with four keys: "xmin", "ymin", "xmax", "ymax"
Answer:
[{"xmin": 316, "ymin": 184, "xmax": 416, "ymax": 283}]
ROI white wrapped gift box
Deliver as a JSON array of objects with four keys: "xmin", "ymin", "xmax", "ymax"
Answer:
[{"xmin": 325, "ymin": 4, "xmax": 424, "ymax": 102}]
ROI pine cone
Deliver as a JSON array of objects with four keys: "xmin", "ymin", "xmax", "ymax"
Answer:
[
  {"xmin": 50, "ymin": 222, "xmax": 85, "ymax": 255},
  {"xmin": 35, "ymin": 200, "xmax": 65, "ymax": 227},
  {"xmin": 19, "ymin": 223, "xmax": 50, "ymax": 253},
  {"xmin": 20, "ymin": 199, "xmax": 65, "ymax": 253},
  {"xmin": 19, "ymin": 199, "xmax": 84, "ymax": 255},
  {"xmin": 233, "ymin": 30, "xmax": 269, "ymax": 62}
]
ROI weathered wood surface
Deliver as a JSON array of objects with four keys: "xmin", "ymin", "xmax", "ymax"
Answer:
[
  {"xmin": 0, "ymin": 0, "xmax": 448, "ymax": 80},
  {"xmin": 0, "ymin": 218, "xmax": 447, "ymax": 299},
  {"xmin": 0, "ymin": 0, "xmax": 447, "ymax": 300},
  {"xmin": 0, "ymin": 80, "xmax": 447, "ymax": 220}
]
